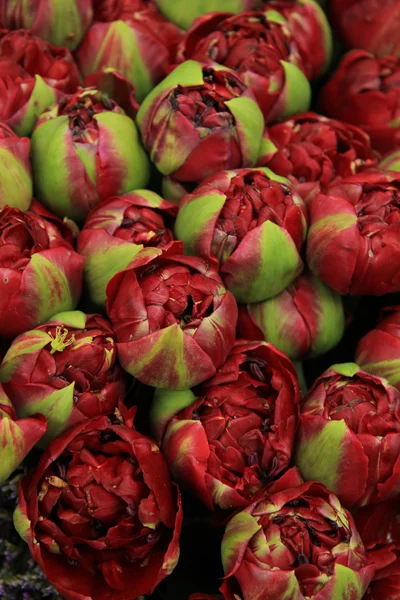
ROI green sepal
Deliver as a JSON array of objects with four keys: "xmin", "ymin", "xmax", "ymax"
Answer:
[
  {"xmin": 330, "ymin": 363, "xmax": 360, "ymax": 378},
  {"xmin": 150, "ymin": 388, "xmax": 197, "ymax": 443},
  {"xmin": 18, "ymin": 383, "xmax": 75, "ymax": 448},
  {"xmin": 13, "ymin": 506, "xmax": 31, "ymax": 544},
  {"xmin": 85, "ymin": 242, "xmax": 144, "ymax": 306},
  {"xmin": 14, "ymin": 75, "xmax": 56, "ymax": 137},
  {"xmin": 49, "ymin": 311, "xmax": 87, "ymax": 329},
  {"xmin": 295, "ymin": 419, "xmax": 347, "ymax": 491},
  {"xmin": 224, "ymin": 96, "xmax": 264, "ymax": 166},
  {"xmin": 280, "ymin": 61, "xmax": 312, "ymax": 120}
]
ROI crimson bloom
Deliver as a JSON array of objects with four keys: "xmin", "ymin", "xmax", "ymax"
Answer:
[
  {"xmin": 306, "ymin": 171, "xmax": 400, "ymax": 295},
  {"xmin": 295, "ymin": 363, "xmax": 400, "ymax": 508},
  {"xmin": 0, "ymin": 200, "xmax": 84, "ymax": 339},
  {"xmin": 0, "ymin": 29, "xmax": 80, "ymax": 93},
  {"xmin": 220, "ymin": 469, "xmax": 374, "ymax": 600},
  {"xmin": 320, "ymin": 50, "xmax": 400, "ymax": 155},
  {"xmin": 0, "ymin": 311, "xmax": 128, "ymax": 444},
  {"xmin": 175, "ymin": 168, "xmax": 307, "ymax": 303},
  {"xmin": 176, "ymin": 10, "xmax": 311, "ymax": 123},
  {"xmin": 31, "ymin": 89, "xmax": 150, "ymax": 221},
  {"xmin": 356, "ymin": 305, "xmax": 400, "ymax": 390},
  {"xmin": 258, "ymin": 112, "xmax": 378, "ymax": 202},
  {"xmin": 106, "ymin": 241, "xmax": 238, "ymax": 390},
  {"xmin": 14, "ymin": 414, "xmax": 182, "ymax": 600},
  {"xmin": 151, "ymin": 341, "xmax": 300, "ymax": 511},
  {"xmin": 136, "ymin": 61, "xmax": 264, "ymax": 186}
]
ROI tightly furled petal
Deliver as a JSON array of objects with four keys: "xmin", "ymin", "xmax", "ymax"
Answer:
[
  {"xmin": 0, "ymin": 200, "xmax": 84, "ymax": 339},
  {"xmin": 175, "ymin": 167, "xmax": 307, "ymax": 303},
  {"xmin": 31, "ymin": 88, "xmax": 150, "ymax": 221},
  {"xmin": 151, "ymin": 340, "xmax": 300, "ymax": 511},
  {"xmin": 306, "ymin": 171, "xmax": 400, "ymax": 296},
  {"xmin": 137, "ymin": 61, "xmax": 264, "ymax": 186},
  {"xmin": 14, "ymin": 415, "xmax": 182, "ymax": 600},
  {"xmin": 78, "ymin": 190, "xmax": 177, "ymax": 306},
  {"xmin": 0, "ymin": 311, "xmax": 128, "ymax": 444},
  {"xmin": 176, "ymin": 11, "xmax": 311, "ymax": 122},
  {"xmin": 221, "ymin": 474, "xmax": 374, "ymax": 599},
  {"xmin": 237, "ymin": 272, "xmax": 345, "ymax": 360},
  {"xmin": 258, "ymin": 112, "xmax": 378, "ymax": 202},
  {"xmin": 106, "ymin": 241, "xmax": 238, "ymax": 390},
  {"xmin": 295, "ymin": 362, "xmax": 400, "ymax": 507},
  {"xmin": 320, "ymin": 50, "xmax": 400, "ymax": 155}
]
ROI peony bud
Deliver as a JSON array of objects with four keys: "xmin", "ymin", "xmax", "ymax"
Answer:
[
  {"xmin": 237, "ymin": 272, "xmax": 345, "ymax": 360},
  {"xmin": 31, "ymin": 88, "xmax": 150, "ymax": 221}
]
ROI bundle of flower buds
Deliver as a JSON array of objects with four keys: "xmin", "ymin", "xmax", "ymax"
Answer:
[{"xmin": 0, "ymin": 1, "xmax": 400, "ymax": 599}]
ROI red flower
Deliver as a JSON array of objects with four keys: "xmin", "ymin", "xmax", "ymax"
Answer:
[
  {"xmin": 0, "ymin": 311, "xmax": 129, "ymax": 444},
  {"xmin": 0, "ymin": 29, "xmax": 80, "ymax": 93},
  {"xmin": 258, "ymin": 112, "xmax": 378, "ymax": 202},
  {"xmin": 151, "ymin": 340, "xmax": 300, "ymax": 511},
  {"xmin": 14, "ymin": 415, "xmax": 182, "ymax": 600},
  {"xmin": 106, "ymin": 241, "xmax": 238, "ymax": 390},
  {"xmin": 176, "ymin": 11, "xmax": 311, "ymax": 122},
  {"xmin": 306, "ymin": 171, "xmax": 400, "ymax": 295},
  {"xmin": 320, "ymin": 50, "xmax": 400, "ymax": 155},
  {"xmin": 0, "ymin": 200, "xmax": 84, "ymax": 339}
]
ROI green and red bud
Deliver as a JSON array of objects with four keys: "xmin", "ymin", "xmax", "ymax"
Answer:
[
  {"xmin": 0, "ymin": 123, "xmax": 32, "ymax": 211},
  {"xmin": 106, "ymin": 241, "xmax": 238, "ymax": 390},
  {"xmin": 31, "ymin": 88, "xmax": 150, "ymax": 221},
  {"xmin": 220, "ymin": 473, "xmax": 375, "ymax": 600},
  {"xmin": 76, "ymin": 2, "xmax": 182, "ymax": 103},
  {"xmin": 0, "ymin": 0, "xmax": 94, "ymax": 50},
  {"xmin": 0, "ymin": 383, "xmax": 47, "ymax": 484},
  {"xmin": 306, "ymin": 171, "xmax": 400, "ymax": 295},
  {"xmin": 78, "ymin": 189, "xmax": 177, "ymax": 306},
  {"xmin": 176, "ymin": 10, "xmax": 311, "ymax": 123},
  {"xmin": 154, "ymin": 0, "xmax": 258, "ymax": 30},
  {"xmin": 356, "ymin": 305, "xmax": 400, "ymax": 390},
  {"xmin": 0, "ymin": 200, "xmax": 84, "ymax": 339},
  {"xmin": 237, "ymin": 272, "xmax": 345, "ymax": 360},
  {"xmin": 295, "ymin": 362, "xmax": 400, "ymax": 508},
  {"xmin": 0, "ymin": 311, "xmax": 128, "ymax": 445},
  {"xmin": 150, "ymin": 340, "xmax": 300, "ymax": 511},
  {"xmin": 137, "ymin": 61, "xmax": 264, "ymax": 186},
  {"xmin": 175, "ymin": 167, "xmax": 307, "ymax": 303}
]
